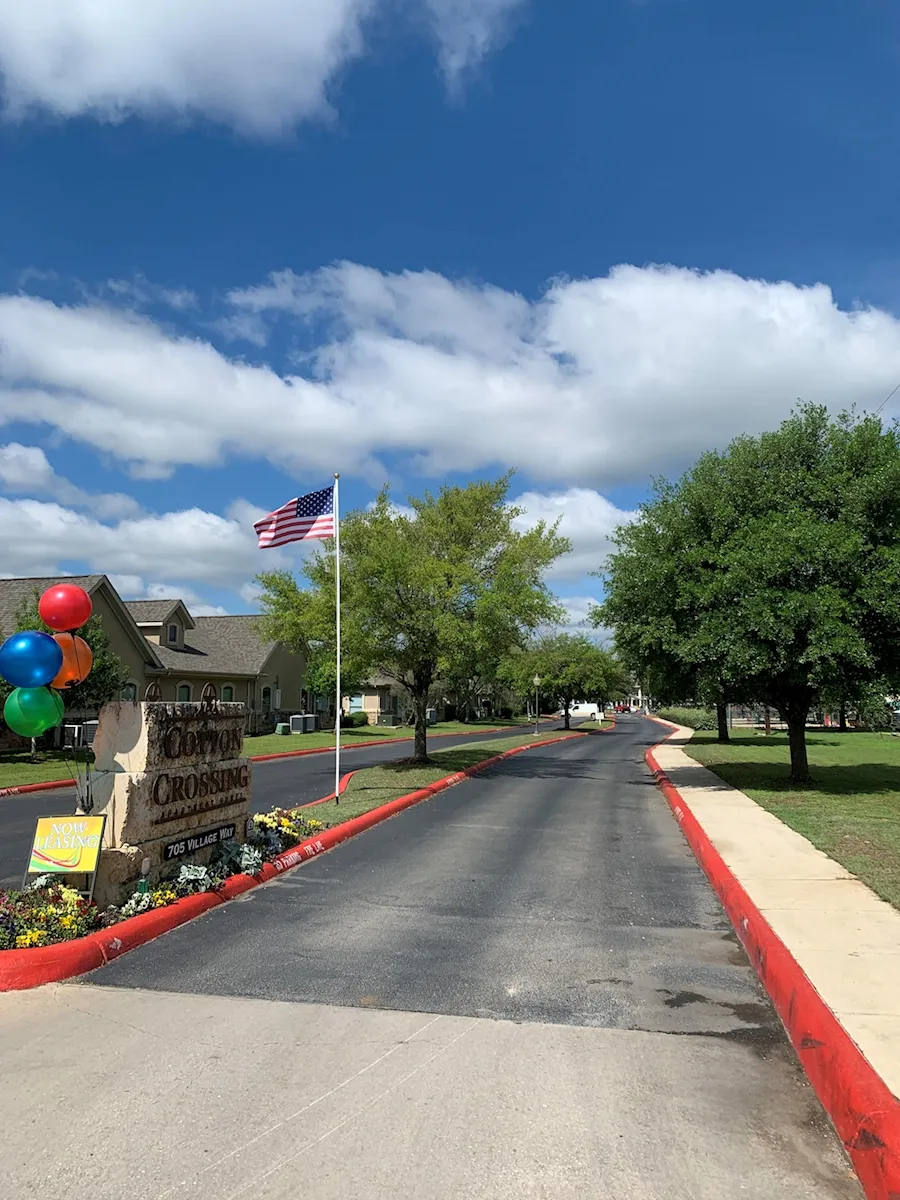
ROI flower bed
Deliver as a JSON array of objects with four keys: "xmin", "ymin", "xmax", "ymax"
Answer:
[{"xmin": 0, "ymin": 806, "xmax": 328, "ymax": 951}]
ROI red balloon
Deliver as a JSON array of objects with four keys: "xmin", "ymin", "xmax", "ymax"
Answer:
[{"xmin": 38, "ymin": 584, "xmax": 93, "ymax": 633}]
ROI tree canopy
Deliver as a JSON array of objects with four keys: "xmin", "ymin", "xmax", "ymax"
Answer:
[
  {"xmin": 500, "ymin": 633, "xmax": 624, "ymax": 729},
  {"xmin": 257, "ymin": 474, "xmax": 570, "ymax": 760},
  {"xmin": 596, "ymin": 404, "xmax": 900, "ymax": 781}
]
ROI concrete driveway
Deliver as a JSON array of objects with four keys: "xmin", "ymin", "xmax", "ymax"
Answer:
[{"xmin": 0, "ymin": 717, "xmax": 861, "ymax": 1199}]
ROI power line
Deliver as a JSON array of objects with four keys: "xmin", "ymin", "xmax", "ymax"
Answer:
[{"xmin": 875, "ymin": 379, "xmax": 900, "ymax": 417}]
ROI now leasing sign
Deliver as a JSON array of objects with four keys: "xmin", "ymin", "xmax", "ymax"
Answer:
[{"xmin": 28, "ymin": 815, "xmax": 106, "ymax": 875}]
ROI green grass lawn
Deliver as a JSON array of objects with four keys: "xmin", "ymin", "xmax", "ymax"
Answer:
[
  {"xmin": 576, "ymin": 718, "xmax": 613, "ymax": 732},
  {"xmin": 0, "ymin": 750, "xmax": 90, "ymax": 789},
  {"xmin": 244, "ymin": 717, "xmax": 536, "ymax": 758},
  {"xmin": 299, "ymin": 729, "xmax": 576, "ymax": 824},
  {"xmin": 684, "ymin": 727, "xmax": 900, "ymax": 909}
]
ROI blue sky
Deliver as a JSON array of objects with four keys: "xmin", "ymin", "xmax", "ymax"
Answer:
[{"xmin": 2, "ymin": 0, "xmax": 900, "ymax": 627}]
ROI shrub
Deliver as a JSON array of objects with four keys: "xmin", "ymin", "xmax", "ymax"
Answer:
[
  {"xmin": 656, "ymin": 706, "xmax": 717, "ymax": 730},
  {"xmin": 342, "ymin": 711, "xmax": 369, "ymax": 728}
]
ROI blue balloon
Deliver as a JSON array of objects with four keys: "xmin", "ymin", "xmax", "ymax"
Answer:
[{"xmin": 0, "ymin": 630, "xmax": 64, "ymax": 689}]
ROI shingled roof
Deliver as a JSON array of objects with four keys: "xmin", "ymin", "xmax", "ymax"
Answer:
[
  {"xmin": 124, "ymin": 599, "xmax": 180, "ymax": 624},
  {"xmin": 0, "ymin": 575, "xmax": 104, "ymax": 636},
  {"xmin": 149, "ymin": 615, "xmax": 276, "ymax": 677}
]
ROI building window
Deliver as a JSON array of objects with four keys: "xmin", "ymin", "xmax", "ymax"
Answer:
[
  {"xmin": 221, "ymin": 685, "xmax": 234, "ymax": 702},
  {"xmin": 349, "ymin": 693, "xmax": 363, "ymax": 713},
  {"xmin": 120, "ymin": 681, "xmax": 138, "ymax": 702},
  {"xmin": 177, "ymin": 683, "xmax": 192, "ymax": 702},
  {"xmin": 261, "ymin": 686, "xmax": 272, "ymax": 712},
  {"xmin": 168, "ymin": 624, "xmax": 178, "ymax": 644}
]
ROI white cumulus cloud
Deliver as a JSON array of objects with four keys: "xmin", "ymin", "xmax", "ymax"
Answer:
[
  {"xmin": 512, "ymin": 486, "xmax": 634, "ymax": 580},
  {"xmin": 5, "ymin": 262, "xmax": 900, "ymax": 489},
  {"xmin": 0, "ymin": 442, "xmax": 143, "ymax": 519},
  {"xmin": 0, "ymin": 0, "xmax": 525, "ymax": 134},
  {"xmin": 0, "ymin": 496, "xmax": 293, "ymax": 599}
]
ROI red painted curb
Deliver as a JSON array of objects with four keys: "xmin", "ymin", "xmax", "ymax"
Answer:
[
  {"xmin": 303, "ymin": 770, "xmax": 357, "ymax": 808},
  {"xmin": 0, "ymin": 778, "xmax": 75, "ymax": 799},
  {"xmin": 0, "ymin": 730, "xmax": 583, "ymax": 992},
  {"xmin": 645, "ymin": 720, "xmax": 900, "ymax": 1200},
  {"xmin": 0, "ymin": 723, "xmax": 556, "ymax": 795}
]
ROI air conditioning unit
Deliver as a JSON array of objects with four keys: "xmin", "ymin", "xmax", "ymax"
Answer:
[
  {"xmin": 289, "ymin": 714, "xmax": 318, "ymax": 733},
  {"xmin": 63, "ymin": 722, "xmax": 98, "ymax": 748}
]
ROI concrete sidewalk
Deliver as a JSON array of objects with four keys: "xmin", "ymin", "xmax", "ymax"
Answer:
[{"xmin": 653, "ymin": 725, "xmax": 900, "ymax": 1099}]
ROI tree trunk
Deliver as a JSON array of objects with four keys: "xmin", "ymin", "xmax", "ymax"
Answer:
[
  {"xmin": 563, "ymin": 699, "xmax": 571, "ymax": 730},
  {"xmin": 781, "ymin": 704, "xmax": 812, "ymax": 784},
  {"xmin": 413, "ymin": 692, "xmax": 429, "ymax": 762},
  {"xmin": 839, "ymin": 702, "xmax": 848, "ymax": 732},
  {"xmin": 764, "ymin": 706, "xmax": 771, "ymax": 736},
  {"xmin": 716, "ymin": 702, "xmax": 729, "ymax": 743}
]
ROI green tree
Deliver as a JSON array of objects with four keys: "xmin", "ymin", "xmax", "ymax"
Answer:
[
  {"xmin": 253, "ymin": 574, "xmax": 365, "ymax": 711},
  {"xmin": 597, "ymin": 404, "xmax": 900, "ymax": 782},
  {"xmin": 258, "ymin": 474, "xmax": 569, "ymax": 761},
  {"xmin": 500, "ymin": 634, "xmax": 621, "ymax": 729}
]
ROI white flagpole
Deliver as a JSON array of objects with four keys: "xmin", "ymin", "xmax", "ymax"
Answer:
[{"xmin": 334, "ymin": 473, "xmax": 341, "ymax": 804}]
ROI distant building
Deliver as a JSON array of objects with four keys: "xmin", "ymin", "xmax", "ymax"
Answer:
[{"xmin": 0, "ymin": 575, "xmax": 306, "ymax": 730}]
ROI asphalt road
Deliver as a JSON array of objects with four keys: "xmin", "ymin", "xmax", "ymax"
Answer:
[
  {"xmin": 0, "ymin": 714, "xmax": 860, "ymax": 1199},
  {"xmin": 0, "ymin": 721, "xmax": 569, "ymax": 887}
]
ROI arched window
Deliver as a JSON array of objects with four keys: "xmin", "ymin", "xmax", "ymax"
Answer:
[
  {"xmin": 177, "ymin": 682, "xmax": 192, "ymax": 702},
  {"xmin": 221, "ymin": 684, "xmax": 235, "ymax": 702},
  {"xmin": 261, "ymin": 686, "xmax": 272, "ymax": 712},
  {"xmin": 120, "ymin": 681, "xmax": 138, "ymax": 702}
]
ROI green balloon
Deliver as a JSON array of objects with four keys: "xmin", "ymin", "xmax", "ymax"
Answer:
[{"xmin": 4, "ymin": 687, "xmax": 65, "ymax": 737}]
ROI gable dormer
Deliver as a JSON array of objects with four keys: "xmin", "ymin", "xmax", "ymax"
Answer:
[{"xmin": 125, "ymin": 599, "xmax": 196, "ymax": 650}]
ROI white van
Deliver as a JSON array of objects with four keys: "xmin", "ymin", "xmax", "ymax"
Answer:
[{"xmin": 568, "ymin": 701, "xmax": 601, "ymax": 720}]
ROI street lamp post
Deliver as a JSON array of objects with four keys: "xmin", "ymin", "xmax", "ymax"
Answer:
[{"xmin": 533, "ymin": 675, "xmax": 541, "ymax": 737}]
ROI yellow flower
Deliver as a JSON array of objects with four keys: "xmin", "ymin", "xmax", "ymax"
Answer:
[
  {"xmin": 59, "ymin": 914, "xmax": 76, "ymax": 930},
  {"xmin": 59, "ymin": 886, "xmax": 81, "ymax": 906},
  {"xmin": 16, "ymin": 929, "xmax": 48, "ymax": 948}
]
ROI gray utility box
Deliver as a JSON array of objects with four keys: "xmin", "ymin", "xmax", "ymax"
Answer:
[
  {"xmin": 376, "ymin": 713, "xmax": 399, "ymax": 727},
  {"xmin": 289, "ymin": 714, "xmax": 318, "ymax": 733},
  {"xmin": 426, "ymin": 708, "xmax": 437, "ymax": 726}
]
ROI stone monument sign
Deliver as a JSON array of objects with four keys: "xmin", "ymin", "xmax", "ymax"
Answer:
[{"xmin": 89, "ymin": 696, "xmax": 252, "ymax": 906}]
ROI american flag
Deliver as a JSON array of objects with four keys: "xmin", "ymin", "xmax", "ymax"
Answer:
[{"xmin": 254, "ymin": 485, "xmax": 336, "ymax": 549}]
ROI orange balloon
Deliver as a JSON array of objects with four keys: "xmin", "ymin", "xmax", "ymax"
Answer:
[{"xmin": 51, "ymin": 634, "xmax": 93, "ymax": 690}]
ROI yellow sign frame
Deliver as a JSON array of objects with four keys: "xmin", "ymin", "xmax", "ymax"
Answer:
[{"xmin": 26, "ymin": 815, "xmax": 106, "ymax": 891}]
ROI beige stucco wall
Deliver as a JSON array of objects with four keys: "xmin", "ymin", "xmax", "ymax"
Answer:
[
  {"xmin": 255, "ymin": 642, "xmax": 306, "ymax": 713},
  {"xmin": 152, "ymin": 675, "xmax": 255, "ymax": 704},
  {"xmin": 342, "ymin": 688, "xmax": 400, "ymax": 716},
  {"xmin": 91, "ymin": 587, "xmax": 153, "ymax": 695}
]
